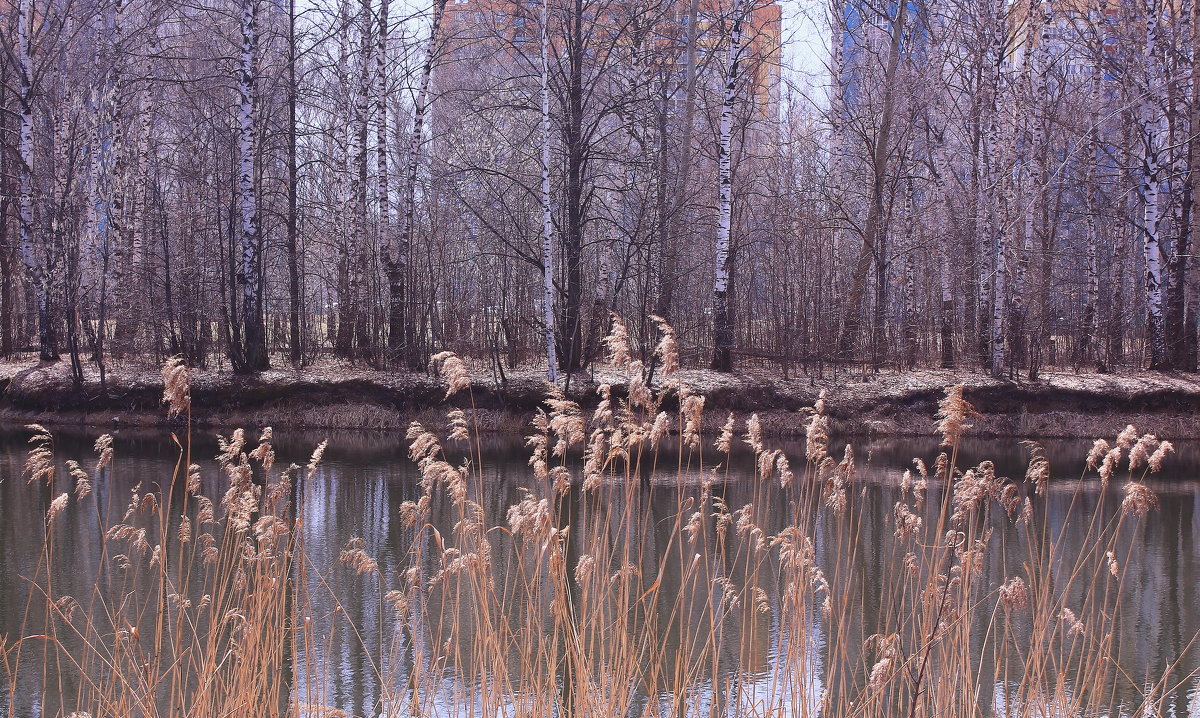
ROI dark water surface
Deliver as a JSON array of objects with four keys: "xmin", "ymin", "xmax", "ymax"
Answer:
[{"xmin": 2, "ymin": 425, "xmax": 1200, "ymax": 716}]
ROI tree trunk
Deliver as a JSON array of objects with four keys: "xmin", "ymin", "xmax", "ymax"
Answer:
[
  {"xmin": 236, "ymin": 0, "xmax": 267, "ymax": 371},
  {"xmin": 1173, "ymin": 0, "xmax": 1199, "ymax": 370},
  {"xmin": 0, "ymin": 235, "xmax": 12, "ymax": 358},
  {"xmin": 540, "ymin": 0, "xmax": 558, "ymax": 383},
  {"xmin": 990, "ymin": 223, "xmax": 1008, "ymax": 379},
  {"xmin": 348, "ymin": 0, "xmax": 373, "ymax": 363},
  {"xmin": 1141, "ymin": 1, "xmax": 1169, "ymax": 370},
  {"xmin": 17, "ymin": 0, "xmax": 57, "ymax": 361},
  {"xmin": 0, "ymin": 58, "xmax": 12, "ymax": 358},
  {"xmin": 556, "ymin": 0, "xmax": 586, "ymax": 373},
  {"xmin": 711, "ymin": 0, "xmax": 745, "ymax": 373},
  {"xmin": 837, "ymin": 0, "xmax": 908, "ymax": 362},
  {"xmin": 1008, "ymin": 0, "xmax": 1050, "ymax": 375},
  {"xmin": 334, "ymin": 0, "xmax": 354, "ymax": 358},
  {"xmin": 927, "ymin": 109, "xmax": 955, "ymax": 369},
  {"xmin": 287, "ymin": 0, "xmax": 302, "ymax": 364},
  {"xmin": 375, "ymin": 0, "xmax": 390, "ymax": 364},
  {"xmin": 1082, "ymin": 62, "xmax": 1102, "ymax": 367},
  {"xmin": 584, "ymin": 233, "xmax": 613, "ymax": 365},
  {"xmin": 1187, "ymin": 0, "xmax": 1200, "ymax": 369},
  {"xmin": 940, "ymin": 251, "xmax": 954, "ymax": 368}
]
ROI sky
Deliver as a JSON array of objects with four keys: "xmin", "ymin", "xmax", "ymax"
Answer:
[{"xmin": 780, "ymin": 0, "xmax": 833, "ymax": 109}]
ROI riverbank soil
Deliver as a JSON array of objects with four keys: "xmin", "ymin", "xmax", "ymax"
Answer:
[{"xmin": 3, "ymin": 355, "xmax": 1199, "ymax": 438}]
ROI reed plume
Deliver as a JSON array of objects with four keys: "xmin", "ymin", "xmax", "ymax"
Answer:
[{"xmin": 4, "ymin": 344, "xmax": 1182, "ymax": 718}]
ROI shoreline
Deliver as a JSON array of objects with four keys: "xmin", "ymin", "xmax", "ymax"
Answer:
[{"xmin": 3, "ymin": 358, "xmax": 1200, "ymax": 439}]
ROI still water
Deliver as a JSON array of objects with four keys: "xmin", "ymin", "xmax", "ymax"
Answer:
[{"xmin": 2, "ymin": 425, "xmax": 1200, "ymax": 716}]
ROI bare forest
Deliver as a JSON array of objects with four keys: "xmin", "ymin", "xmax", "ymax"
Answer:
[
  {"xmin": 9, "ymin": 2, "xmax": 1200, "ymax": 715},
  {"xmin": 0, "ymin": 0, "xmax": 1197, "ymax": 386}
]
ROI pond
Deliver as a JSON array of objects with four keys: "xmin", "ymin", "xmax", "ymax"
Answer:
[{"xmin": 1, "ymin": 424, "xmax": 1198, "ymax": 717}]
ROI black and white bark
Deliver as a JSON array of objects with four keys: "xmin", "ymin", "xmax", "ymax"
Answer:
[
  {"xmin": 985, "ymin": 0, "xmax": 1008, "ymax": 378},
  {"xmin": 287, "ymin": 0, "xmax": 302, "ymax": 363},
  {"xmin": 235, "ymin": 0, "xmax": 267, "ymax": 371},
  {"xmin": 711, "ymin": 0, "xmax": 745, "ymax": 373},
  {"xmin": 1082, "ymin": 57, "xmax": 1102, "ymax": 367},
  {"xmin": 347, "ymin": 0, "xmax": 373, "ymax": 361},
  {"xmin": 1008, "ymin": 0, "xmax": 1049, "ymax": 374},
  {"xmin": 17, "ymin": 0, "xmax": 57, "ymax": 361},
  {"xmin": 540, "ymin": 0, "xmax": 558, "ymax": 383},
  {"xmin": 1139, "ymin": 0, "xmax": 1169, "ymax": 369}
]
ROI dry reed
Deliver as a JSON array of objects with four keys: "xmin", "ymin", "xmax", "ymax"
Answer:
[{"xmin": 2, "ymin": 320, "xmax": 1190, "ymax": 718}]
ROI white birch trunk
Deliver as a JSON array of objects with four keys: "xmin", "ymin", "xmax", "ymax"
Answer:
[
  {"xmin": 828, "ymin": 0, "xmax": 847, "ymax": 251},
  {"xmin": 333, "ymin": 0, "xmax": 353, "ymax": 353},
  {"xmin": 714, "ymin": 2, "xmax": 745, "ymax": 294},
  {"xmin": 940, "ymin": 243, "xmax": 954, "ymax": 358},
  {"xmin": 929, "ymin": 115, "xmax": 956, "ymax": 367},
  {"xmin": 986, "ymin": 0, "xmax": 1009, "ymax": 377},
  {"xmin": 17, "ymin": 0, "xmax": 39, "ymax": 313},
  {"xmin": 16, "ymin": 0, "xmax": 57, "ymax": 360},
  {"xmin": 237, "ymin": 0, "xmax": 265, "ymax": 369},
  {"xmin": 1084, "ymin": 61, "xmax": 1102, "ymax": 352},
  {"xmin": 376, "ymin": 0, "xmax": 389, "ymax": 228},
  {"xmin": 711, "ymin": 0, "xmax": 745, "ymax": 372},
  {"xmin": 337, "ymin": 2, "xmax": 351, "ymax": 207},
  {"xmin": 991, "ymin": 224, "xmax": 1008, "ymax": 377},
  {"xmin": 125, "ymin": 93, "xmax": 151, "ymax": 334},
  {"xmin": 345, "ymin": 0, "xmax": 372, "ymax": 356},
  {"xmin": 1140, "ymin": 0, "xmax": 1169, "ymax": 368},
  {"xmin": 900, "ymin": 191, "xmax": 916, "ymax": 367},
  {"xmin": 540, "ymin": 0, "xmax": 558, "ymax": 383},
  {"xmin": 1009, "ymin": 0, "xmax": 1049, "ymax": 368},
  {"xmin": 375, "ymin": 0, "xmax": 391, "ymax": 356}
]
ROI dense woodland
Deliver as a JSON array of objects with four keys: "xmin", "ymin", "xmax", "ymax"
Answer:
[{"xmin": 0, "ymin": 0, "xmax": 1197, "ymax": 384}]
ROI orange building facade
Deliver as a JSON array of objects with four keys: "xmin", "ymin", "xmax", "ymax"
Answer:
[{"xmin": 442, "ymin": 0, "xmax": 782, "ymax": 121}]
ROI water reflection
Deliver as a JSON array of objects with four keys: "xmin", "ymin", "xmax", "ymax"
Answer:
[{"xmin": 1, "ymin": 428, "xmax": 1199, "ymax": 716}]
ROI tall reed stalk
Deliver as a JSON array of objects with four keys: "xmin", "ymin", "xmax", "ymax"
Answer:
[{"xmin": 1, "ymin": 318, "xmax": 1188, "ymax": 717}]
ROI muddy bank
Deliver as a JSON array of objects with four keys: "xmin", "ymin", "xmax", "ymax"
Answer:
[{"xmin": 2, "ymin": 359, "xmax": 1199, "ymax": 439}]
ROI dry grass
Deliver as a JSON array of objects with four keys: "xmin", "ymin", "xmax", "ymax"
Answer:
[{"xmin": 1, "ymin": 328, "xmax": 1192, "ymax": 717}]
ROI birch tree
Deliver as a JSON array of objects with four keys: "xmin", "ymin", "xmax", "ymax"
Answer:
[
  {"xmin": 0, "ymin": 0, "xmax": 1193, "ymax": 379},
  {"xmin": 16, "ymin": 0, "xmax": 57, "ymax": 361},
  {"xmin": 1007, "ymin": 0, "xmax": 1049, "ymax": 374},
  {"xmin": 1164, "ymin": 0, "xmax": 1197, "ymax": 369},
  {"xmin": 985, "ymin": 0, "xmax": 1010, "ymax": 378},
  {"xmin": 540, "ymin": 0, "xmax": 558, "ymax": 383},
  {"xmin": 235, "ymin": 0, "xmax": 267, "ymax": 371},
  {"xmin": 343, "ymin": 0, "xmax": 373, "ymax": 362},
  {"xmin": 286, "ymin": 0, "xmax": 302, "ymax": 363},
  {"xmin": 1138, "ymin": 0, "xmax": 1169, "ymax": 369},
  {"xmin": 0, "ymin": 55, "xmax": 13, "ymax": 358},
  {"xmin": 711, "ymin": 0, "xmax": 746, "ymax": 373},
  {"xmin": 374, "ymin": 0, "xmax": 390, "ymax": 360}
]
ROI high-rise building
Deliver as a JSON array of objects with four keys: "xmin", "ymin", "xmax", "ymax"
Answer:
[
  {"xmin": 838, "ymin": 0, "xmax": 927, "ymax": 107},
  {"xmin": 441, "ymin": 0, "xmax": 782, "ymax": 121},
  {"xmin": 1008, "ymin": 0, "xmax": 1113, "ymax": 78}
]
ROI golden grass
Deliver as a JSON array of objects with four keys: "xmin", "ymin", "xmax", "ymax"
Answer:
[{"xmin": 1, "ymin": 322, "xmax": 1192, "ymax": 717}]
